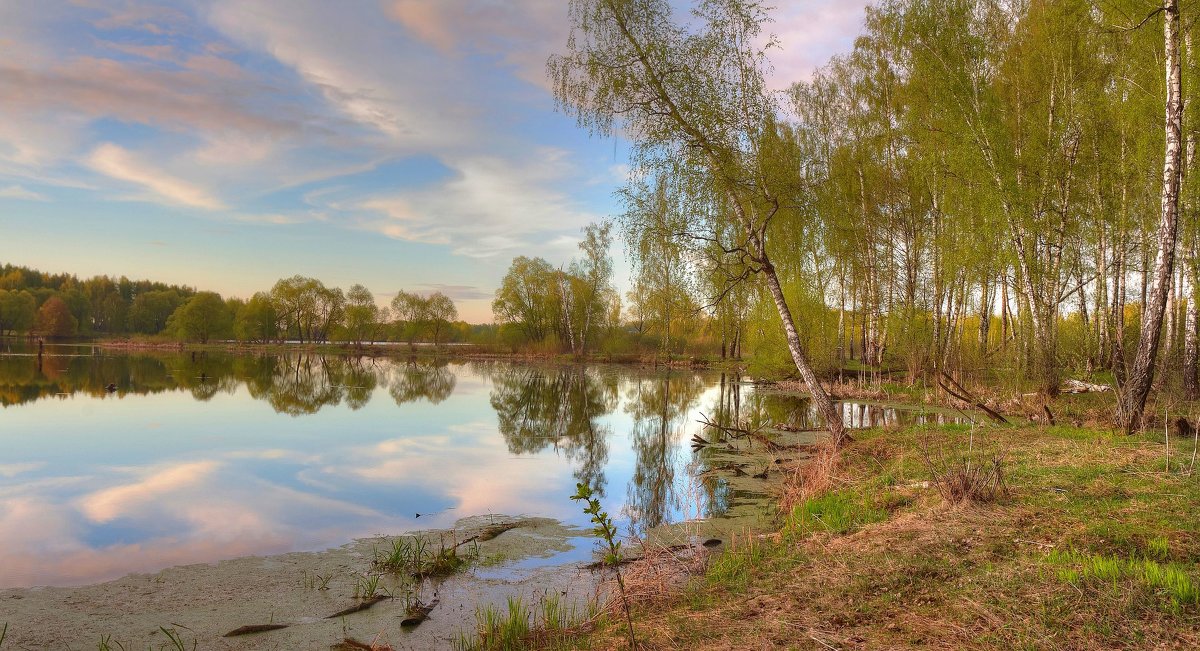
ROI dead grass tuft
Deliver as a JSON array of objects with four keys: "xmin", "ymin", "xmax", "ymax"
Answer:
[
  {"xmin": 779, "ymin": 442, "xmax": 841, "ymax": 513},
  {"xmin": 917, "ymin": 431, "xmax": 1007, "ymax": 504}
]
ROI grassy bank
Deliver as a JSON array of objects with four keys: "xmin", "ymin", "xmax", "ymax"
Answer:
[{"xmin": 567, "ymin": 420, "xmax": 1200, "ymax": 650}]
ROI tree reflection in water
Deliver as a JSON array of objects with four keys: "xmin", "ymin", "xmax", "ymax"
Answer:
[
  {"xmin": 388, "ymin": 358, "xmax": 455, "ymax": 406},
  {"xmin": 623, "ymin": 372, "xmax": 706, "ymax": 537},
  {"xmin": 488, "ymin": 365, "xmax": 617, "ymax": 496},
  {"xmin": 0, "ymin": 344, "xmax": 457, "ymax": 414}
]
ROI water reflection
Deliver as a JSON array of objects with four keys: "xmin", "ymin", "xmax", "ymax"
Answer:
[
  {"xmin": 389, "ymin": 359, "xmax": 455, "ymax": 406},
  {"xmin": 0, "ymin": 345, "xmax": 959, "ymax": 589},
  {"xmin": 623, "ymin": 373, "xmax": 707, "ymax": 536},
  {"xmin": 0, "ymin": 344, "xmax": 453, "ymax": 413},
  {"xmin": 489, "ymin": 366, "xmax": 616, "ymax": 495}
]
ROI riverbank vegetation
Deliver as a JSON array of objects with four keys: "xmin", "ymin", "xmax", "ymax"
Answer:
[
  {"xmin": 567, "ymin": 420, "xmax": 1200, "ymax": 650},
  {"xmin": 543, "ymin": 0, "xmax": 1200, "ymax": 436}
]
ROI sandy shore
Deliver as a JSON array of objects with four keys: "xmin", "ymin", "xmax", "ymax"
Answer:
[{"xmin": 0, "ymin": 516, "xmax": 600, "ymax": 650}]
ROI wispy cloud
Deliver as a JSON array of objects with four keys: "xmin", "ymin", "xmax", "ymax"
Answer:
[
  {"xmin": 351, "ymin": 151, "xmax": 600, "ymax": 258},
  {"xmin": 87, "ymin": 143, "xmax": 225, "ymax": 210},
  {"xmin": 413, "ymin": 284, "xmax": 492, "ymax": 300},
  {"xmin": 0, "ymin": 185, "xmax": 48, "ymax": 201}
]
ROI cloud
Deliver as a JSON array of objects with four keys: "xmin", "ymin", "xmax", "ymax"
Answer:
[
  {"xmin": 207, "ymin": 0, "xmax": 468, "ymax": 149},
  {"xmin": 0, "ymin": 185, "xmax": 48, "ymax": 201},
  {"xmin": 413, "ymin": 284, "xmax": 493, "ymax": 301},
  {"xmin": 0, "ymin": 56, "xmax": 308, "ymax": 138},
  {"xmin": 87, "ymin": 143, "xmax": 225, "ymax": 210},
  {"xmin": 384, "ymin": 0, "xmax": 570, "ymax": 89},
  {"xmin": 351, "ymin": 151, "xmax": 601, "ymax": 258},
  {"xmin": 78, "ymin": 460, "xmax": 220, "ymax": 523},
  {"xmin": 762, "ymin": 1, "xmax": 871, "ymax": 89},
  {"xmin": 101, "ymin": 41, "xmax": 177, "ymax": 61},
  {"xmin": 82, "ymin": 1, "xmax": 191, "ymax": 35}
]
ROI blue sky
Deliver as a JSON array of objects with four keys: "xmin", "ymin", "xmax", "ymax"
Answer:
[{"xmin": 0, "ymin": 0, "xmax": 870, "ymax": 322}]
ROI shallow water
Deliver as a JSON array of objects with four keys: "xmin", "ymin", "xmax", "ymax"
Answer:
[{"xmin": 0, "ymin": 343, "xmax": 957, "ymax": 589}]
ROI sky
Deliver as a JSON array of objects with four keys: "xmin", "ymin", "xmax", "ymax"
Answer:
[{"xmin": 0, "ymin": 0, "xmax": 871, "ymax": 322}]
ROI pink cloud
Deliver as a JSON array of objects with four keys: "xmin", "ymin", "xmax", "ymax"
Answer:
[
  {"xmin": 0, "ymin": 56, "xmax": 302, "ymax": 137},
  {"xmin": 383, "ymin": 0, "xmax": 569, "ymax": 89},
  {"xmin": 764, "ymin": 0, "xmax": 872, "ymax": 89}
]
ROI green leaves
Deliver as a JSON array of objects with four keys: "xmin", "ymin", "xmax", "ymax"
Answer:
[{"xmin": 570, "ymin": 481, "xmax": 622, "ymax": 564}]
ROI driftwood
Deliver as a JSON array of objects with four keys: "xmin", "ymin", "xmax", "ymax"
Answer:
[
  {"xmin": 696, "ymin": 413, "xmax": 799, "ymax": 452},
  {"xmin": 325, "ymin": 595, "xmax": 388, "ymax": 619},
  {"xmin": 773, "ymin": 423, "xmax": 823, "ymax": 433},
  {"xmin": 584, "ymin": 539, "xmax": 722, "ymax": 570},
  {"xmin": 1061, "ymin": 378, "xmax": 1112, "ymax": 394},
  {"xmin": 938, "ymin": 372, "xmax": 1010, "ymax": 425},
  {"xmin": 332, "ymin": 639, "xmax": 392, "ymax": 651},
  {"xmin": 223, "ymin": 624, "xmax": 289, "ymax": 637},
  {"xmin": 400, "ymin": 599, "xmax": 439, "ymax": 628}
]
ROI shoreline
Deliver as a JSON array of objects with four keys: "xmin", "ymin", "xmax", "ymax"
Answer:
[{"xmin": 0, "ymin": 516, "xmax": 597, "ymax": 649}]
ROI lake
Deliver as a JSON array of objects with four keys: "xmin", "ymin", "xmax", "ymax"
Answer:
[{"xmin": 0, "ymin": 343, "xmax": 955, "ymax": 590}]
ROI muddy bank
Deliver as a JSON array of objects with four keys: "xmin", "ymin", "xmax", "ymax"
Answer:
[{"xmin": 0, "ymin": 517, "xmax": 600, "ymax": 650}]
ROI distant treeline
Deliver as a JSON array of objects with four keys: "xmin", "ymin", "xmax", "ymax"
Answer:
[{"xmin": 0, "ymin": 263, "xmax": 493, "ymax": 346}]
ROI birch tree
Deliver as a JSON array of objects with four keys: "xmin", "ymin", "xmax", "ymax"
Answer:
[{"xmin": 549, "ymin": 0, "xmax": 847, "ymax": 442}]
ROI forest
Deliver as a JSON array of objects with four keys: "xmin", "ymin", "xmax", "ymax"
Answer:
[{"xmin": 4, "ymin": 0, "xmax": 1200, "ymax": 434}]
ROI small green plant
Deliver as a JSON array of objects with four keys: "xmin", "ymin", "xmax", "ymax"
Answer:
[
  {"xmin": 1, "ymin": 622, "xmax": 7, "ymax": 648},
  {"xmin": 97, "ymin": 634, "xmax": 130, "ymax": 651},
  {"xmin": 352, "ymin": 572, "xmax": 385, "ymax": 599},
  {"xmin": 302, "ymin": 570, "xmax": 332, "ymax": 590},
  {"xmin": 571, "ymin": 481, "xmax": 637, "ymax": 650},
  {"xmin": 157, "ymin": 626, "xmax": 195, "ymax": 651}
]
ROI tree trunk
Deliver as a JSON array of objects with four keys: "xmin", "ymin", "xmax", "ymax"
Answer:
[
  {"xmin": 761, "ymin": 256, "xmax": 846, "ymax": 444},
  {"xmin": 1184, "ymin": 229, "xmax": 1199, "ymax": 397},
  {"xmin": 1121, "ymin": 0, "xmax": 1183, "ymax": 433}
]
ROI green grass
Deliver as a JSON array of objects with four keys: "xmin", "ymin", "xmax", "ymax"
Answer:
[
  {"xmin": 783, "ymin": 491, "xmax": 887, "ymax": 537},
  {"xmin": 301, "ymin": 569, "xmax": 332, "ymax": 590},
  {"xmin": 454, "ymin": 595, "xmax": 598, "ymax": 651},
  {"xmin": 566, "ymin": 418, "xmax": 1200, "ymax": 649},
  {"xmin": 1046, "ymin": 549, "xmax": 1200, "ymax": 611},
  {"xmin": 352, "ymin": 572, "xmax": 385, "ymax": 599},
  {"xmin": 705, "ymin": 531, "xmax": 770, "ymax": 591},
  {"xmin": 375, "ymin": 535, "xmax": 477, "ymax": 578},
  {"xmin": 157, "ymin": 626, "xmax": 195, "ymax": 651}
]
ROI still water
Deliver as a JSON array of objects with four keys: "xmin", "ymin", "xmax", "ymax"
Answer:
[{"xmin": 0, "ymin": 343, "xmax": 954, "ymax": 589}]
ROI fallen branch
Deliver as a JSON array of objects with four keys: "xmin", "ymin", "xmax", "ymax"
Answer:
[
  {"xmin": 223, "ymin": 624, "xmax": 289, "ymax": 637},
  {"xmin": 939, "ymin": 372, "xmax": 1009, "ymax": 425},
  {"xmin": 325, "ymin": 595, "xmax": 388, "ymax": 619}
]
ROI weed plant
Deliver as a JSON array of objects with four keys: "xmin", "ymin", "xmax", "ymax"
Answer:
[
  {"xmin": 157, "ymin": 626, "xmax": 195, "ymax": 651},
  {"xmin": 572, "ymin": 481, "xmax": 637, "ymax": 650},
  {"xmin": 352, "ymin": 572, "xmax": 385, "ymax": 599},
  {"xmin": 375, "ymin": 535, "xmax": 477, "ymax": 578},
  {"xmin": 302, "ymin": 570, "xmax": 332, "ymax": 590}
]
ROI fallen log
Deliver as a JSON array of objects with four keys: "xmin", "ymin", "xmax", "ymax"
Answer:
[
  {"xmin": 400, "ymin": 599, "xmax": 439, "ymax": 628},
  {"xmin": 223, "ymin": 624, "xmax": 289, "ymax": 637},
  {"xmin": 325, "ymin": 595, "xmax": 388, "ymax": 619},
  {"xmin": 938, "ymin": 372, "xmax": 1010, "ymax": 425}
]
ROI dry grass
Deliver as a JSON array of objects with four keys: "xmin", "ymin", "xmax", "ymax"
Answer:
[
  {"xmin": 917, "ymin": 432, "xmax": 1007, "ymax": 503},
  {"xmin": 568, "ymin": 420, "xmax": 1200, "ymax": 650},
  {"xmin": 779, "ymin": 442, "xmax": 842, "ymax": 513}
]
